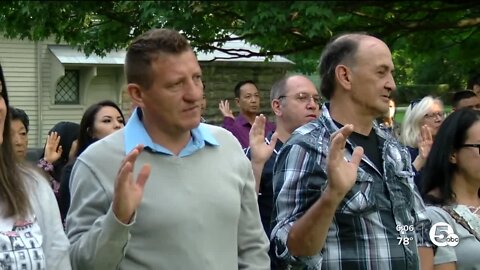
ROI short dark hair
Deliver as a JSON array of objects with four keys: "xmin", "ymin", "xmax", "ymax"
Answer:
[
  {"xmin": 234, "ymin": 80, "xmax": 257, "ymax": 98},
  {"xmin": 9, "ymin": 107, "xmax": 29, "ymax": 133},
  {"xmin": 318, "ymin": 33, "xmax": 367, "ymax": 100},
  {"xmin": 451, "ymin": 90, "xmax": 478, "ymax": 109},
  {"xmin": 421, "ymin": 109, "xmax": 480, "ymax": 205},
  {"xmin": 467, "ymin": 73, "xmax": 480, "ymax": 90},
  {"xmin": 125, "ymin": 28, "xmax": 191, "ymax": 90}
]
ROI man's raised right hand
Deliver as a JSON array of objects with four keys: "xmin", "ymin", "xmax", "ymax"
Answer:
[{"xmin": 113, "ymin": 145, "xmax": 151, "ymax": 224}]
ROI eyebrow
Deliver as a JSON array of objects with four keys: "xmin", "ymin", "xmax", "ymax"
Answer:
[{"xmin": 378, "ymin": 64, "xmax": 392, "ymax": 71}]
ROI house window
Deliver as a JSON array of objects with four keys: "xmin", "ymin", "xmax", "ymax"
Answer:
[{"xmin": 55, "ymin": 70, "xmax": 79, "ymax": 104}]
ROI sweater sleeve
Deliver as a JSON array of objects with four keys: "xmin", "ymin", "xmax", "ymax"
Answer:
[
  {"xmin": 30, "ymin": 171, "xmax": 72, "ymax": 270},
  {"xmin": 66, "ymin": 159, "xmax": 135, "ymax": 270},
  {"xmin": 237, "ymin": 158, "xmax": 271, "ymax": 270}
]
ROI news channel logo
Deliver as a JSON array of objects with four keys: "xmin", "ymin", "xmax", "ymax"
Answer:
[{"xmin": 429, "ymin": 222, "xmax": 459, "ymax": 247}]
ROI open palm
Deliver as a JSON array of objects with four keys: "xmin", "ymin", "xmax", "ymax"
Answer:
[
  {"xmin": 418, "ymin": 125, "xmax": 433, "ymax": 160},
  {"xmin": 44, "ymin": 132, "xmax": 63, "ymax": 163},
  {"xmin": 218, "ymin": 100, "xmax": 234, "ymax": 119},
  {"xmin": 249, "ymin": 114, "xmax": 278, "ymax": 164},
  {"xmin": 326, "ymin": 124, "xmax": 364, "ymax": 197},
  {"xmin": 112, "ymin": 145, "xmax": 151, "ymax": 224}
]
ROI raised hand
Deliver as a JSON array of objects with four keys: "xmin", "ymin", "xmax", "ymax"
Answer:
[
  {"xmin": 112, "ymin": 145, "xmax": 151, "ymax": 224},
  {"xmin": 249, "ymin": 114, "xmax": 278, "ymax": 193},
  {"xmin": 412, "ymin": 124, "xmax": 433, "ymax": 171},
  {"xmin": 44, "ymin": 132, "xmax": 63, "ymax": 164},
  {"xmin": 249, "ymin": 114, "xmax": 278, "ymax": 165},
  {"xmin": 218, "ymin": 100, "xmax": 234, "ymax": 119},
  {"xmin": 326, "ymin": 124, "xmax": 364, "ymax": 198},
  {"xmin": 418, "ymin": 125, "xmax": 433, "ymax": 160}
]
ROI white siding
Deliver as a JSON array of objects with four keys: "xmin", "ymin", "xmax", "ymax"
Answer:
[
  {"xmin": 85, "ymin": 67, "xmax": 122, "ymax": 107},
  {"xmin": 1, "ymin": 36, "xmax": 125, "ymax": 147},
  {"xmin": 0, "ymin": 37, "xmax": 40, "ymax": 146},
  {"xmin": 35, "ymin": 40, "xmax": 85, "ymax": 147},
  {"xmin": 40, "ymin": 66, "xmax": 125, "ymax": 147}
]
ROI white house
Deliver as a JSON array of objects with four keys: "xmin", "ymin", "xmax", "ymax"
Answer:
[{"xmin": 0, "ymin": 36, "xmax": 293, "ymax": 147}]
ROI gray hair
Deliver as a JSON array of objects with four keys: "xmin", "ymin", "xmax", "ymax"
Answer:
[{"xmin": 400, "ymin": 96, "xmax": 443, "ymax": 147}]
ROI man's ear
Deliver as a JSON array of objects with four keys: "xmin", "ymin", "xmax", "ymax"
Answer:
[
  {"xmin": 335, "ymin": 64, "xmax": 352, "ymax": 90},
  {"xmin": 235, "ymin": 97, "xmax": 240, "ymax": 107},
  {"xmin": 271, "ymin": 99, "xmax": 282, "ymax": 116},
  {"xmin": 128, "ymin": 83, "xmax": 144, "ymax": 108}
]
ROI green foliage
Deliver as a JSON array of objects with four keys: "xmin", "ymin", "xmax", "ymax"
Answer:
[
  {"xmin": 395, "ymin": 84, "xmax": 451, "ymax": 105},
  {"xmin": 1, "ymin": 1, "xmax": 479, "ymax": 89}
]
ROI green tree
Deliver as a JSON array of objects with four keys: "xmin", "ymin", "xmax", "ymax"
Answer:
[{"xmin": 1, "ymin": 1, "xmax": 479, "ymax": 85}]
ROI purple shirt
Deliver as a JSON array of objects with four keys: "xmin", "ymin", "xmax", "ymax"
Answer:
[{"xmin": 222, "ymin": 114, "xmax": 276, "ymax": 148}]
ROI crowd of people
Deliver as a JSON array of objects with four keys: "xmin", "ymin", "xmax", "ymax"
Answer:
[{"xmin": 1, "ymin": 28, "xmax": 479, "ymax": 270}]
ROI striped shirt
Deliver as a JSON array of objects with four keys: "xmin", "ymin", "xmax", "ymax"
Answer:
[{"xmin": 270, "ymin": 104, "xmax": 432, "ymax": 270}]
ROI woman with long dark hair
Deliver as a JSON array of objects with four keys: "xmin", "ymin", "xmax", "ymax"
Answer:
[
  {"xmin": 422, "ymin": 109, "xmax": 480, "ymax": 270},
  {"xmin": 0, "ymin": 63, "xmax": 71, "ymax": 269},
  {"xmin": 59, "ymin": 100, "xmax": 125, "ymax": 221}
]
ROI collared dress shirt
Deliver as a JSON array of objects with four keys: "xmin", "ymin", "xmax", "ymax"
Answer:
[{"xmin": 222, "ymin": 114, "xmax": 275, "ymax": 149}]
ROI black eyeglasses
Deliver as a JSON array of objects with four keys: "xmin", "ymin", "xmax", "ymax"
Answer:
[{"xmin": 461, "ymin": 144, "xmax": 480, "ymax": 154}]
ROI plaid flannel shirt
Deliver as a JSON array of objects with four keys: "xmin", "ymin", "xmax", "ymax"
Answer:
[{"xmin": 270, "ymin": 103, "xmax": 432, "ymax": 270}]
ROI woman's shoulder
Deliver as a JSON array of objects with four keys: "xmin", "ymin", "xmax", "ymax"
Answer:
[
  {"xmin": 425, "ymin": 203, "xmax": 455, "ymax": 225},
  {"xmin": 18, "ymin": 165, "xmax": 53, "ymax": 197}
]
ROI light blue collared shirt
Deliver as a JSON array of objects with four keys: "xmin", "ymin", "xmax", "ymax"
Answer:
[{"xmin": 124, "ymin": 108, "xmax": 219, "ymax": 157}]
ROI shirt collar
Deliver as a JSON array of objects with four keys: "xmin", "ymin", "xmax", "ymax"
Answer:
[
  {"xmin": 124, "ymin": 108, "xmax": 219, "ymax": 156},
  {"xmin": 320, "ymin": 102, "xmax": 391, "ymax": 141},
  {"xmin": 236, "ymin": 114, "xmax": 251, "ymax": 127}
]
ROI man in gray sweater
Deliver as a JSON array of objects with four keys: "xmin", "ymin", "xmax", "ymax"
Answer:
[{"xmin": 66, "ymin": 28, "xmax": 270, "ymax": 270}]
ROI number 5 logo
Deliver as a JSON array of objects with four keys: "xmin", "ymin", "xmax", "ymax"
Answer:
[{"xmin": 429, "ymin": 222, "xmax": 459, "ymax": 247}]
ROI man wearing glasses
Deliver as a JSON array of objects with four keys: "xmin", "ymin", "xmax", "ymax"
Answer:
[{"xmin": 245, "ymin": 74, "xmax": 321, "ymax": 269}]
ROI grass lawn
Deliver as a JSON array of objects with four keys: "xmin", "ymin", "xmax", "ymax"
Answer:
[{"xmin": 394, "ymin": 109, "xmax": 406, "ymax": 124}]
